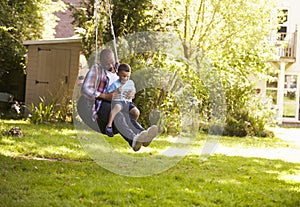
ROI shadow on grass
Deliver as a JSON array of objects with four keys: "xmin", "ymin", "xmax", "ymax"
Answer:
[
  {"xmin": 0, "ymin": 121, "xmax": 89, "ymax": 160},
  {"xmin": 0, "ymin": 154, "xmax": 300, "ymax": 207}
]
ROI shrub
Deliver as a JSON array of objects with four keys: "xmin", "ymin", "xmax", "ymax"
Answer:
[
  {"xmin": 222, "ymin": 87, "xmax": 275, "ymax": 137},
  {"xmin": 28, "ymin": 97, "xmax": 72, "ymax": 124}
]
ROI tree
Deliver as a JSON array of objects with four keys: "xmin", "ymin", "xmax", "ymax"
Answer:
[
  {"xmin": 0, "ymin": 0, "xmax": 65, "ymax": 100},
  {"xmin": 154, "ymin": 0, "xmax": 277, "ymax": 136},
  {"xmin": 110, "ymin": 0, "xmax": 162, "ymax": 38},
  {"xmin": 68, "ymin": 0, "xmax": 107, "ymax": 57},
  {"xmin": 69, "ymin": 0, "xmax": 164, "ymax": 57},
  {"xmin": 71, "ymin": 0, "xmax": 278, "ymax": 136}
]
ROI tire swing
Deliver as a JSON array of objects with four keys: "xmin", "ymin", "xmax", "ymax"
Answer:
[{"xmin": 73, "ymin": 0, "xmax": 220, "ymax": 177}]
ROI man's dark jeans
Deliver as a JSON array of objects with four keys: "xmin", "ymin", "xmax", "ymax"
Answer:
[{"xmin": 96, "ymin": 101, "xmax": 145, "ymax": 147}]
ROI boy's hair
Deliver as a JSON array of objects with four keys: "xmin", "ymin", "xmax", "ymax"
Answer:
[{"xmin": 118, "ymin": 63, "xmax": 131, "ymax": 73}]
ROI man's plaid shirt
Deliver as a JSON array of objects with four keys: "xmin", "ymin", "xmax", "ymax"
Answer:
[{"xmin": 81, "ymin": 64, "xmax": 109, "ymax": 120}]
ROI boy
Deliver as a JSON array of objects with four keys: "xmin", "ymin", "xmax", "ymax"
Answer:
[
  {"xmin": 105, "ymin": 63, "xmax": 158, "ymax": 150},
  {"xmin": 105, "ymin": 63, "xmax": 139, "ymax": 137},
  {"xmin": 105, "ymin": 63, "xmax": 145, "ymax": 138}
]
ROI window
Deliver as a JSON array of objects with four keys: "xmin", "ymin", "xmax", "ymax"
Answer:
[
  {"xmin": 266, "ymin": 73, "xmax": 278, "ymax": 105},
  {"xmin": 277, "ymin": 9, "xmax": 288, "ymax": 41},
  {"xmin": 283, "ymin": 75, "xmax": 297, "ymax": 118},
  {"xmin": 278, "ymin": 9, "xmax": 288, "ymax": 24}
]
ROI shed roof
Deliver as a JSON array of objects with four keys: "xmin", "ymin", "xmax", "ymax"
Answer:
[{"xmin": 23, "ymin": 37, "xmax": 81, "ymax": 46}]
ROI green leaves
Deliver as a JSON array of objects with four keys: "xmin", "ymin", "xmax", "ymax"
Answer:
[
  {"xmin": 71, "ymin": 0, "xmax": 276, "ymax": 136},
  {"xmin": 0, "ymin": 0, "xmax": 66, "ymax": 97},
  {"xmin": 29, "ymin": 97, "xmax": 73, "ymax": 124}
]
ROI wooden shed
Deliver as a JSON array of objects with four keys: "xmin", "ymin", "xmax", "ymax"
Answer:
[{"xmin": 23, "ymin": 38, "xmax": 82, "ymax": 106}]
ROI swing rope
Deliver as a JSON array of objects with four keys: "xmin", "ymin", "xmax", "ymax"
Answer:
[
  {"xmin": 94, "ymin": 0, "xmax": 119, "ymax": 67},
  {"xmin": 94, "ymin": 0, "xmax": 100, "ymax": 66},
  {"xmin": 106, "ymin": 0, "xmax": 119, "ymax": 65}
]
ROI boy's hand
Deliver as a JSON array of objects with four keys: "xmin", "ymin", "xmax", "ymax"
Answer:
[
  {"xmin": 124, "ymin": 90, "xmax": 135, "ymax": 99},
  {"xmin": 117, "ymin": 86, "xmax": 123, "ymax": 92}
]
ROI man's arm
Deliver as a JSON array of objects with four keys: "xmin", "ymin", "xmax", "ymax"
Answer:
[
  {"xmin": 98, "ymin": 92, "xmax": 113, "ymax": 101},
  {"xmin": 81, "ymin": 65, "xmax": 101, "ymax": 99},
  {"xmin": 101, "ymin": 81, "xmax": 119, "ymax": 101}
]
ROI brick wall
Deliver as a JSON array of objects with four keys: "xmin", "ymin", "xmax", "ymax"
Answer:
[{"xmin": 54, "ymin": 0, "xmax": 82, "ymax": 38}]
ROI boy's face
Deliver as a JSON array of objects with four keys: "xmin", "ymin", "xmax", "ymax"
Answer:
[{"xmin": 118, "ymin": 71, "xmax": 131, "ymax": 84}]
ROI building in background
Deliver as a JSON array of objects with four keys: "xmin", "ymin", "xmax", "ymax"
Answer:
[
  {"xmin": 23, "ymin": 0, "xmax": 86, "ymax": 107},
  {"xmin": 257, "ymin": 0, "xmax": 300, "ymax": 125},
  {"xmin": 54, "ymin": 0, "xmax": 82, "ymax": 38}
]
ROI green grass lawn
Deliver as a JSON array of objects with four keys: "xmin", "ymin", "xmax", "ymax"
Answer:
[{"xmin": 0, "ymin": 120, "xmax": 300, "ymax": 207}]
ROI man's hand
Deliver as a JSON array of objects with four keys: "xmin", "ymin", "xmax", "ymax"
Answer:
[{"xmin": 99, "ymin": 92, "xmax": 113, "ymax": 101}]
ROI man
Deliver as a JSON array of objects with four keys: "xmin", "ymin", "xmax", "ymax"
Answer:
[{"xmin": 79, "ymin": 48, "xmax": 158, "ymax": 151}]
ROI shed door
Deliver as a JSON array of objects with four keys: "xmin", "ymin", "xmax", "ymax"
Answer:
[{"xmin": 36, "ymin": 48, "xmax": 70, "ymax": 103}]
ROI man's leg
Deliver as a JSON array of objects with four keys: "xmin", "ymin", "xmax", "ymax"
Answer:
[
  {"xmin": 127, "ymin": 102, "xmax": 158, "ymax": 147},
  {"xmin": 97, "ymin": 101, "xmax": 115, "ymax": 134},
  {"xmin": 129, "ymin": 114, "xmax": 145, "ymax": 132},
  {"xmin": 124, "ymin": 102, "xmax": 145, "ymax": 133},
  {"xmin": 113, "ymin": 112, "xmax": 137, "ymax": 146},
  {"xmin": 114, "ymin": 112, "xmax": 148, "ymax": 151},
  {"xmin": 98, "ymin": 101, "xmax": 147, "ymax": 151},
  {"xmin": 98, "ymin": 101, "xmax": 138, "ymax": 144}
]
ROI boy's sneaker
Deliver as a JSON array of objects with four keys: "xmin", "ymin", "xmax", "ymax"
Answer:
[
  {"xmin": 132, "ymin": 130, "xmax": 148, "ymax": 151},
  {"xmin": 143, "ymin": 125, "xmax": 158, "ymax": 147},
  {"xmin": 105, "ymin": 126, "xmax": 114, "ymax": 137}
]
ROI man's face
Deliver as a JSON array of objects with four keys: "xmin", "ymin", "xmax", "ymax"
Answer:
[
  {"xmin": 102, "ymin": 54, "xmax": 116, "ymax": 73},
  {"xmin": 118, "ymin": 71, "xmax": 131, "ymax": 84}
]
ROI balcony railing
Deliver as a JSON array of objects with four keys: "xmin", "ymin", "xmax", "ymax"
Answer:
[{"xmin": 274, "ymin": 31, "xmax": 297, "ymax": 59}]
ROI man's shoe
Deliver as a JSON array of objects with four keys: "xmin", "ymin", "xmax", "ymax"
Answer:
[
  {"xmin": 105, "ymin": 126, "xmax": 114, "ymax": 137},
  {"xmin": 143, "ymin": 125, "xmax": 158, "ymax": 147},
  {"xmin": 132, "ymin": 130, "xmax": 148, "ymax": 151}
]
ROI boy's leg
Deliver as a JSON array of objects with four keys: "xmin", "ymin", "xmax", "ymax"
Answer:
[
  {"xmin": 106, "ymin": 103, "xmax": 122, "ymax": 137},
  {"xmin": 107, "ymin": 103, "xmax": 122, "ymax": 127},
  {"xmin": 129, "ymin": 106, "xmax": 140, "ymax": 120}
]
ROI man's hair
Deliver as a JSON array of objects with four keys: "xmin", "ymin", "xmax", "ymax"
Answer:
[
  {"xmin": 118, "ymin": 63, "xmax": 131, "ymax": 73},
  {"xmin": 100, "ymin": 48, "xmax": 114, "ymax": 63}
]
